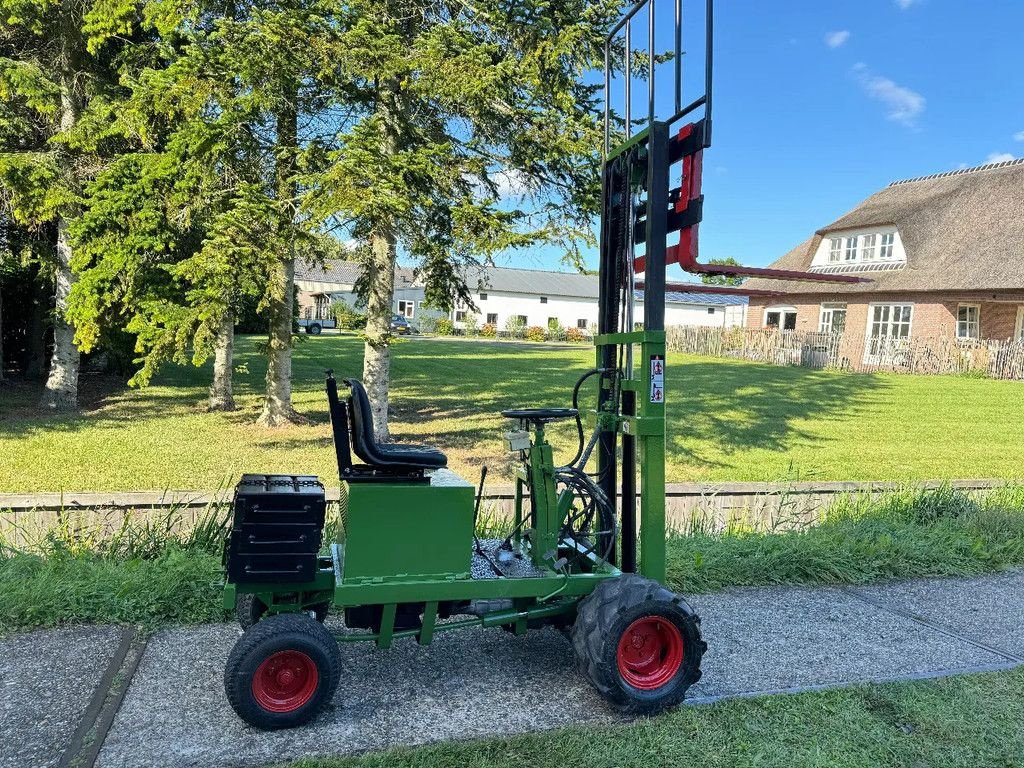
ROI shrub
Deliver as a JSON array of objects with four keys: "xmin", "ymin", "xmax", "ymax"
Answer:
[
  {"xmin": 463, "ymin": 313, "xmax": 479, "ymax": 337},
  {"xmin": 525, "ymin": 325, "xmax": 547, "ymax": 342},
  {"xmin": 330, "ymin": 300, "xmax": 367, "ymax": 331},
  {"xmin": 480, "ymin": 322, "xmax": 497, "ymax": 338},
  {"xmin": 417, "ymin": 315, "xmax": 439, "ymax": 334},
  {"xmin": 547, "ymin": 319, "xmax": 566, "ymax": 342},
  {"xmin": 504, "ymin": 317, "xmax": 526, "ymax": 339},
  {"xmin": 566, "ymin": 326, "xmax": 586, "ymax": 343},
  {"xmin": 435, "ymin": 318, "xmax": 455, "ymax": 336}
]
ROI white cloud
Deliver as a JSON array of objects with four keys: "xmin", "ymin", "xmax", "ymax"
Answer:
[
  {"xmin": 1014, "ymin": 130, "xmax": 1024, "ymax": 142},
  {"xmin": 492, "ymin": 169, "xmax": 531, "ymax": 199},
  {"xmin": 986, "ymin": 152, "xmax": 1016, "ymax": 164},
  {"xmin": 895, "ymin": 0, "xmax": 921, "ymax": 9},
  {"xmin": 825, "ymin": 30, "xmax": 850, "ymax": 48},
  {"xmin": 852, "ymin": 63, "xmax": 925, "ymax": 127}
]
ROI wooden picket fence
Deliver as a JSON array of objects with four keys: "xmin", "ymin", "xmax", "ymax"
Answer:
[{"xmin": 667, "ymin": 326, "xmax": 1024, "ymax": 379}]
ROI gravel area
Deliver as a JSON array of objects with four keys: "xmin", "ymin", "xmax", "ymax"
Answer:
[
  {"xmin": 96, "ymin": 623, "xmax": 613, "ymax": 768},
  {"xmin": 0, "ymin": 626, "xmax": 124, "ymax": 768},
  {"xmin": 854, "ymin": 568, "xmax": 1024, "ymax": 659},
  {"xmin": 96, "ymin": 577, "xmax": 1020, "ymax": 768}
]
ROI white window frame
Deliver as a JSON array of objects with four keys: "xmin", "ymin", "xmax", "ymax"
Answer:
[
  {"xmin": 479, "ymin": 292, "xmax": 488, "ymax": 301},
  {"xmin": 1015, "ymin": 307, "xmax": 1024, "ymax": 342},
  {"xmin": 879, "ymin": 233, "xmax": 895, "ymax": 259},
  {"xmin": 956, "ymin": 304, "xmax": 980, "ymax": 341},
  {"xmin": 844, "ymin": 236, "xmax": 858, "ymax": 261},
  {"xmin": 454, "ymin": 309, "xmax": 467, "ymax": 322},
  {"xmin": 397, "ymin": 300, "xmax": 415, "ymax": 319},
  {"xmin": 819, "ymin": 302, "xmax": 848, "ymax": 334},
  {"xmin": 861, "ymin": 234, "xmax": 877, "ymax": 261},
  {"xmin": 576, "ymin": 318, "xmax": 588, "ymax": 329},
  {"xmin": 486, "ymin": 312, "xmax": 498, "ymax": 325},
  {"xmin": 864, "ymin": 303, "xmax": 914, "ymax": 363},
  {"xmin": 828, "ymin": 237, "xmax": 843, "ymax": 263},
  {"xmin": 764, "ymin": 305, "xmax": 797, "ymax": 331}
]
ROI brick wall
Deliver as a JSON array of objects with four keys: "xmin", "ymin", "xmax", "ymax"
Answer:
[{"xmin": 748, "ymin": 292, "xmax": 1024, "ymax": 341}]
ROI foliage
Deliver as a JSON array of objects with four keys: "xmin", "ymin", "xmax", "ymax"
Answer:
[
  {"xmin": 330, "ymin": 299, "xmax": 367, "ymax": 331},
  {"xmin": 700, "ymin": 257, "xmax": 746, "ymax": 287},
  {"xmin": 462, "ymin": 313, "xmax": 479, "ymax": 337},
  {"xmin": 480, "ymin": 322, "xmax": 497, "ymax": 338},
  {"xmin": 504, "ymin": 316, "xmax": 526, "ymax": 339},
  {"xmin": 565, "ymin": 326, "xmax": 586, "ymax": 343},
  {"xmin": 435, "ymin": 318, "xmax": 454, "ymax": 336},
  {"xmin": 546, "ymin": 318, "xmax": 566, "ymax": 341},
  {"xmin": 525, "ymin": 325, "xmax": 546, "ymax": 342}
]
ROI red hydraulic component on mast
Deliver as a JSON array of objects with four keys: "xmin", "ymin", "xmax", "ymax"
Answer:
[{"xmin": 634, "ymin": 119, "xmax": 872, "ymax": 288}]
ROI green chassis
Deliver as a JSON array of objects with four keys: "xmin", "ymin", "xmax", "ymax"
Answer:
[{"xmin": 221, "ymin": 329, "xmax": 667, "ymax": 650}]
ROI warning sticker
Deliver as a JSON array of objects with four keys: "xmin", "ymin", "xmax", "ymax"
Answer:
[{"xmin": 650, "ymin": 355, "xmax": 665, "ymax": 403}]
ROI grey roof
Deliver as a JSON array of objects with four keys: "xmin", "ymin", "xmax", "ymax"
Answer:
[
  {"xmin": 468, "ymin": 265, "xmax": 599, "ymax": 298},
  {"xmin": 744, "ymin": 159, "xmax": 1024, "ymax": 295},
  {"xmin": 295, "ymin": 259, "xmax": 416, "ymax": 288},
  {"xmin": 635, "ymin": 289, "xmax": 748, "ymax": 306}
]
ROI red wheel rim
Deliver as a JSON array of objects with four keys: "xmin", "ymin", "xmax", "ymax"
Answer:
[
  {"xmin": 616, "ymin": 616, "xmax": 685, "ymax": 690},
  {"xmin": 251, "ymin": 650, "xmax": 319, "ymax": 713}
]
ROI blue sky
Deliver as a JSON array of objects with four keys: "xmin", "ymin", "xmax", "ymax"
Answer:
[{"xmin": 503, "ymin": 0, "xmax": 1024, "ymax": 275}]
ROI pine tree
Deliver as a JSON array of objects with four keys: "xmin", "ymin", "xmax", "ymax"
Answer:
[
  {"xmin": 307, "ymin": 0, "xmax": 618, "ymax": 439},
  {"xmin": 0, "ymin": 0, "xmax": 140, "ymax": 408}
]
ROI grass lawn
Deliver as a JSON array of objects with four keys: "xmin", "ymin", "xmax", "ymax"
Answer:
[
  {"xmin": 284, "ymin": 667, "xmax": 1024, "ymax": 768},
  {"xmin": 1, "ymin": 334, "xmax": 1023, "ymax": 492}
]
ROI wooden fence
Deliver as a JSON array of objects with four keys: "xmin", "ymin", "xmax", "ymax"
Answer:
[{"xmin": 667, "ymin": 326, "xmax": 1024, "ymax": 379}]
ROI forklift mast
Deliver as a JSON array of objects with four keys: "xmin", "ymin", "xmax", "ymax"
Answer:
[{"xmin": 597, "ymin": 0, "xmax": 868, "ymax": 577}]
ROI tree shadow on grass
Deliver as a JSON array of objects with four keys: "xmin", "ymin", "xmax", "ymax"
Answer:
[{"xmin": 665, "ymin": 358, "xmax": 886, "ymax": 474}]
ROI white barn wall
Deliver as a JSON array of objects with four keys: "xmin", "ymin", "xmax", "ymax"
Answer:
[{"xmin": 461, "ymin": 291, "xmax": 600, "ymax": 330}]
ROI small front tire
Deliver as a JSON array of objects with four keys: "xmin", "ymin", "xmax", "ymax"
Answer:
[
  {"xmin": 224, "ymin": 613, "xmax": 341, "ymax": 730},
  {"xmin": 571, "ymin": 574, "xmax": 705, "ymax": 714}
]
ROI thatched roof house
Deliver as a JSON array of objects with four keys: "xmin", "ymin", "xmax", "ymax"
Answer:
[{"xmin": 745, "ymin": 159, "xmax": 1024, "ymax": 349}]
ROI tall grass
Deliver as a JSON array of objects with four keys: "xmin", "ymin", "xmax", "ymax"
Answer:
[
  {"xmin": 666, "ymin": 485, "xmax": 1024, "ymax": 593},
  {"xmin": 2, "ymin": 485, "xmax": 1023, "ymax": 633}
]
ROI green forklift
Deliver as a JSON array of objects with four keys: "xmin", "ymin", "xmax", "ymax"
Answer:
[{"xmin": 220, "ymin": 0, "xmax": 863, "ymax": 730}]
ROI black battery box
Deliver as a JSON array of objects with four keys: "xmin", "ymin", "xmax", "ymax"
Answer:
[{"xmin": 225, "ymin": 474, "xmax": 327, "ymax": 584}]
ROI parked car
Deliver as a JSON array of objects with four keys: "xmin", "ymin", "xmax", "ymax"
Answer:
[
  {"xmin": 297, "ymin": 317, "xmax": 337, "ymax": 335},
  {"xmin": 391, "ymin": 315, "xmax": 418, "ymax": 335}
]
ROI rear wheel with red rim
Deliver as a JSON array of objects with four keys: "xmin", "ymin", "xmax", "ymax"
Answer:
[
  {"xmin": 616, "ymin": 616, "xmax": 685, "ymax": 690},
  {"xmin": 225, "ymin": 613, "xmax": 341, "ymax": 730}
]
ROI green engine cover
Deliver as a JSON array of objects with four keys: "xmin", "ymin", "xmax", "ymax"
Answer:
[{"xmin": 339, "ymin": 468, "xmax": 474, "ymax": 585}]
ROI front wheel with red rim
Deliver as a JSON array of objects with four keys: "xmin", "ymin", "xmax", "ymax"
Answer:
[
  {"xmin": 571, "ymin": 574, "xmax": 706, "ymax": 714},
  {"xmin": 224, "ymin": 613, "xmax": 341, "ymax": 730}
]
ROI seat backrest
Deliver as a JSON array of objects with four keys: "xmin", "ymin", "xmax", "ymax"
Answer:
[
  {"xmin": 325, "ymin": 371, "xmax": 352, "ymax": 476},
  {"xmin": 343, "ymin": 378, "xmax": 382, "ymax": 466}
]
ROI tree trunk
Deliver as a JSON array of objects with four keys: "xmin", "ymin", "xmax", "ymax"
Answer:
[
  {"xmin": 208, "ymin": 314, "xmax": 235, "ymax": 411},
  {"xmin": 0, "ymin": 277, "xmax": 5, "ymax": 382},
  {"xmin": 40, "ymin": 216, "xmax": 80, "ymax": 409},
  {"xmin": 41, "ymin": 14, "xmax": 80, "ymax": 410},
  {"xmin": 360, "ymin": 85, "xmax": 403, "ymax": 442},
  {"xmin": 258, "ymin": 86, "xmax": 301, "ymax": 427},
  {"xmin": 362, "ymin": 228, "xmax": 396, "ymax": 441}
]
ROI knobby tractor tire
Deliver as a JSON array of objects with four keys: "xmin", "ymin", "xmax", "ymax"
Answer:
[
  {"xmin": 571, "ymin": 574, "xmax": 706, "ymax": 714},
  {"xmin": 224, "ymin": 613, "xmax": 341, "ymax": 730},
  {"xmin": 235, "ymin": 593, "xmax": 329, "ymax": 630}
]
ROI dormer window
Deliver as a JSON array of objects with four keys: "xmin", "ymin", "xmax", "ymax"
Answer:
[
  {"xmin": 811, "ymin": 229, "xmax": 904, "ymax": 272},
  {"xmin": 844, "ymin": 237, "xmax": 858, "ymax": 261},
  {"xmin": 829, "ymin": 238, "xmax": 843, "ymax": 263},
  {"xmin": 861, "ymin": 234, "xmax": 877, "ymax": 260},
  {"xmin": 880, "ymin": 233, "xmax": 895, "ymax": 259}
]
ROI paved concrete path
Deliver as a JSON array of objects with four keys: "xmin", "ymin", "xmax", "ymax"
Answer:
[{"xmin": 3, "ymin": 571, "xmax": 1022, "ymax": 768}]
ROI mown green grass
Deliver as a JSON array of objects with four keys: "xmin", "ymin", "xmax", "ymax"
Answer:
[
  {"xmin": 2, "ymin": 486, "xmax": 1023, "ymax": 635},
  {"xmin": 283, "ymin": 667, "xmax": 1024, "ymax": 768},
  {"xmin": 2, "ymin": 334, "xmax": 1023, "ymax": 492}
]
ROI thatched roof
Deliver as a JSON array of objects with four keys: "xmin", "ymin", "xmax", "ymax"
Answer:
[{"xmin": 744, "ymin": 159, "xmax": 1024, "ymax": 295}]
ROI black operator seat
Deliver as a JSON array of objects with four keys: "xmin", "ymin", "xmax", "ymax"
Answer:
[
  {"xmin": 500, "ymin": 408, "xmax": 578, "ymax": 427},
  {"xmin": 344, "ymin": 379, "xmax": 448, "ymax": 470}
]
